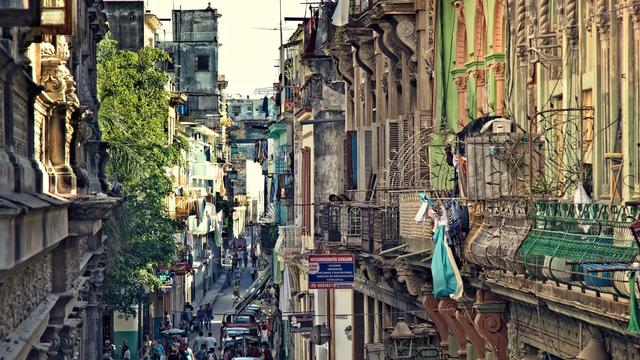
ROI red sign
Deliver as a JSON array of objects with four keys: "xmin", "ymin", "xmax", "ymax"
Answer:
[{"xmin": 172, "ymin": 261, "xmax": 192, "ymax": 276}]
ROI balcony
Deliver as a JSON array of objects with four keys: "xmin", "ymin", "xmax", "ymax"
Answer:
[
  {"xmin": 319, "ymin": 203, "xmax": 399, "ymax": 253},
  {"xmin": 279, "ymin": 226, "xmax": 303, "ymax": 256},
  {"xmin": 174, "ymin": 195, "xmax": 195, "ymax": 219}
]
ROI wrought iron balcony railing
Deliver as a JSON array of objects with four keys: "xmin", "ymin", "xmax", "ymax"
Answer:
[
  {"xmin": 319, "ymin": 203, "xmax": 399, "ymax": 253},
  {"xmin": 279, "ymin": 225, "xmax": 303, "ymax": 256}
]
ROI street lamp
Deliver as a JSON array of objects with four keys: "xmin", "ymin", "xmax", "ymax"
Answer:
[{"xmin": 388, "ymin": 317, "xmax": 415, "ymax": 359}]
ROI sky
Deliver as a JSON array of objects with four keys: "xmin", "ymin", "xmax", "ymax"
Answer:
[{"xmin": 147, "ymin": 0, "xmax": 309, "ymax": 98}]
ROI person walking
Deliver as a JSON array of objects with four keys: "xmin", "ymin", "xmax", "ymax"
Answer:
[
  {"xmin": 251, "ymin": 252, "xmax": 257, "ymax": 268},
  {"xmin": 195, "ymin": 344, "xmax": 208, "ymax": 360},
  {"xmin": 242, "ymin": 249, "xmax": 248, "ymax": 268},
  {"xmin": 205, "ymin": 332, "xmax": 217, "ymax": 351},
  {"xmin": 251, "ymin": 268, "xmax": 258, "ymax": 281},
  {"xmin": 204, "ymin": 303, "xmax": 213, "ymax": 330},
  {"xmin": 196, "ymin": 306, "xmax": 205, "ymax": 333},
  {"xmin": 121, "ymin": 339, "xmax": 131, "ymax": 360}
]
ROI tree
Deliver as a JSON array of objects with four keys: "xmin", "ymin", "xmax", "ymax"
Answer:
[{"xmin": 97, "ymin": 36, "xmax": 185, "ymax": 314}]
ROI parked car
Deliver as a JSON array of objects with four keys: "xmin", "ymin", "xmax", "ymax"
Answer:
[{"xmin": 220, "ymin": 312, "xmax": 260, "ymax": 340}]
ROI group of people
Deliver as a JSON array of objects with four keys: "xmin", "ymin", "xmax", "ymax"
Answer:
[
  {"xmin": 231, "ymin": 246, "xmax": 257, "ymax": 271},
  {"xmin": 102, "ymin": 339, "xmax": 130, "ymax": 360},
  {"xmin": 179, "ymin": 303, "xmax": 214, "ymax": 332}
]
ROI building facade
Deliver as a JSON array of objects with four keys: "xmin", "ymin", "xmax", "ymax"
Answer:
[
  {"xmin": 158, "ymin": 5, "xmax": 222, "ymax": 127},
  {"xmin": 0, "ymin": 2, "xmax": 120, "ymax": 359},
  {"xmin": 273, "ymin": 0, "xmax": 640, "ymax": 359}
]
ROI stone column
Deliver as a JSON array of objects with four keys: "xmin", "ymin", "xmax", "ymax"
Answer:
[
  {"xmin": 472, "ymin": 69, "xmax": 486, "ymax": 118},
  {"xmin": 454, "ymin": 75, "xmax": 469, "ymax": 126},
  {"xmin": 493, "ymin": 63, "xmax": 506, "ymax": 115},
  {"xmin": 592, "ymin": 0, "xmax": 611, "ymax": 199}
]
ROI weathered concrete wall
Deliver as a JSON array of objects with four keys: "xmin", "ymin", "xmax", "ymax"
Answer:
[
  {"xmin": 103, "ymin": 1, "xmax": 145, "ymax": 51},
  {"xmin": 158, "ymin": 7, "xmax": 220, "ymax": 122},
  {"xmin": 313, "ymin": 121, "xmax": 344, "ymax": 205}
]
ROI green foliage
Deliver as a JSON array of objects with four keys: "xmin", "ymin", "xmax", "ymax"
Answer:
[{"xmin": 97, "ymin": 35, "xmax": 182, "ymax": 315}]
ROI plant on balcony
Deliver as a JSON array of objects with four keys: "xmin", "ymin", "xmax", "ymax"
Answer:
[{"xmin": 97, "ymin": 35, "xmax": 186, "ymax": 315}]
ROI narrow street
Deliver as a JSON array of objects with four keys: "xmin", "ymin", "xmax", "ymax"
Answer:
[{"xmin": 201, "ymin": 264, "xmax": 260, "ymax": 352}]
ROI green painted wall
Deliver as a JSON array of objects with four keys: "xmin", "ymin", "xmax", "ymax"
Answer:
[{"xmin": 113, "ymin": 331, "xmax": 138, "ymax": 360}]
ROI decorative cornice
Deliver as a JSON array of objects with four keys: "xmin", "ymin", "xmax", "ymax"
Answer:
[
  {"xmin": 492, "ymin": 62, "xmax": 506, "ymax": 79},
  {"xmin": 453, "ymin": 74, "xmax": 469, "ymax": 92}
]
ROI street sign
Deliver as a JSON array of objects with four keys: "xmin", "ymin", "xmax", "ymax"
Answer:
[
  {"xmin": 307, "ymin": 254, "xmax": 355, "ymax": 289},
  {"xmin": 288, "ymin": 312, "xmax": 314, "ymax": 333}
]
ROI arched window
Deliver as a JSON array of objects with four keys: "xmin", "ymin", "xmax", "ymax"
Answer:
[
  {"xmin": 473, "ymin": 0, "xmax": 487, "ymax": 59},
  {"xmin": 454, "ymin": 1, "xmax": 467, "ymax": 67},
  {"xmin": 493, "ymin": 0, "xmax": 505, "ymax": 53}
]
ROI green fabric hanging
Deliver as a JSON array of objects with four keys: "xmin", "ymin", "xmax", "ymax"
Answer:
[{"xmin": 628, "ymin": 272, "xmax": 640, "ymax": 333}]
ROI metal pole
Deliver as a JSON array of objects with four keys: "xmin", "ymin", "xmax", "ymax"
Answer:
[{"xmin": 279, "ymin": 0, "xmax": 285, "ymax": 117}]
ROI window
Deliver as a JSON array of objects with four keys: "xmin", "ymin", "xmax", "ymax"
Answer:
[
  {"xmin": 167, "ymin": 53, "xmax": 175, "ymax": 71},
  {"xmin": 348, "ymin": 207, "xmax": 362, "ymax": 236},
  {"xmin": 196, "ymin": 55, "xmax": 209, "ymax": 71}
]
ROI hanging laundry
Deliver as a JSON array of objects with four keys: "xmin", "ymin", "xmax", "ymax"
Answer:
[
  {"xmin": 303, "ymin": 9, "xmax": 318, "ymax": 58},
  {"xmin": 332, "ymin": 0, "xmax": 349, "ymax": 26},
  {"xmin": 415, "ymin": 202, "xmax": 429, "ymax": 223},
  {"xmin": 431, "ymin": 225, "xmax": 459, "ymax": 298},
  {"xmin": 574, "ymin": 183, "xmax": 592, "ymax": 233}
]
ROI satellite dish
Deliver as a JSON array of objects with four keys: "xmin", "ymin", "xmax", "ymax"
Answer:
[{"xmin": 310, "ymin": 324, "xmax": 330, "ymax": 345}]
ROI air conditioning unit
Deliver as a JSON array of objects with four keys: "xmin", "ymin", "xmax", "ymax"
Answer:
[{"xmin": 480, "ymin": 117, "xmax": 512, "ymax": 134}]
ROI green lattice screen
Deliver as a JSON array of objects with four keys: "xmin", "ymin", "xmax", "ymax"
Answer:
[{"xmin": 516, "ymin": 202, "xmax": 640, "ymax": 296}]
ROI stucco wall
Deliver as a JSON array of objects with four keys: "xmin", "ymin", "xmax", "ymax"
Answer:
[{"xmin": 103, "ymin": 1, "xmax": 145, "ymax": 51}]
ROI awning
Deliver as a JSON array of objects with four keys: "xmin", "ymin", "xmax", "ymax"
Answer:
[{"xmin": 234, "ymin": 268, "xmax": 271, "ymax": 315}]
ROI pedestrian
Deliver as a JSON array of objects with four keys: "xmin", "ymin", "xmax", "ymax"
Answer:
[
  {"xmin": 181, "ymin": 307, "xmax": 192, "ymax": 331},
  {"xmin": 152, "ymin": 340, "xmax": 165, "ymax": 360},
  {"xmin": 242, "ymin": 249, "xmax": 248, "ymax": 268},
  {"xmin": 164, "ymin": 311, "xmax": 171, "ymax": 327},
  {"xmin": 204, "ymin": 303, "xmax": 213, "ymax": 330},
  {"xmin": 233, "ymin": 282, "xmax": 240, "ymax": 299},
  {"xmin": 262, "ymin": 344, "xmax": 273, "ymax": 360},
  {"xmin": 205, "ymin": 332, "xmax": 217, "ymax": 351},
  {"xmin": 121, "ymin": 339, "xmax": 131, "ymax": 360},
  {"xmin": 195, "ymin": 344, "xmax": 208, "ymax": 360},
  {"xmin": 251, "ymin": 252, "xmax": 257, "ymax": 268},
  {"xmin": 251, "ymin": 268, "xmax": 258, "ymax": 281},
  {"xmin": 168, "ymin": 344, "xmax": 180, "ymax": 360},
  {"xmin": 196, "ymin": 305, "xmax": 205, "ymax": 332},
  {"xmin": 103, "ymin": 340, "xmax": 116, "ymax": 357},
  {"xmin": 194, "ymin": 331, "xmax": 207, "ymax": 352},
  {"xmin": 260, "ymin": 325, "xmax": 269, "ymax": 345}
]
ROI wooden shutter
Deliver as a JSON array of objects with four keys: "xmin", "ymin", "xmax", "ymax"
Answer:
[
  {"xmin": 387, "ymin": 120, "xmax": 400, "ymax": 187},
  {"xmin": 302, "ymin": 147, "xmax": 311, "ymax": 235},
  {"xmin": 364, "ymin": 128, "xmax": 373, "ymax": 189}
]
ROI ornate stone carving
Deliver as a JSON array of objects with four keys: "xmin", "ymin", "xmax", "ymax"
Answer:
[
  {"xmin": 456, "ymin": 301, "xmax": 487, "ymax": 360},
  {"xmin": 395, "ymin": 267, "xmax": 424, "ymax": 297},
  {"xmin": 594, "ymin": 0, "xmax": 609, "ymax": 34},
  {"xmin": 0, "ymin": 255, "xmax": 52, "ymax": 343},
  {"xmin": 493, "ymin": 63, "xmax": 506, "ymax": 79},
  {"xmin": 439, "ymin": 299, "xmax": 468, "ymax": 359},
  {"xmin": 454, "ymin": 74, "xmax": 469, "ymax": 92},
  {"xmin": 472, "ymin": 69, "xmax": 486, "ymax": 86},
  {"xmin": 394, "ymin": 17, "xmax": 418, "ymax": 63},
  {"xmin": 516, "ymin": 0, "xmax": 528, "ymax": 59},
  {"xmin": 59, "ymin": 324, "xmax": 80, "ymax": 359},
  {"xmin": 422, "ymin": 295, "xmax": 450, "ymax": 352},
  {"xmin": 564, "ymin": 0, "xmax": 578, "ymax": 43},
  {"xmin": 474, "ymin": 290, "xmax": 507, "ymax": 360}
]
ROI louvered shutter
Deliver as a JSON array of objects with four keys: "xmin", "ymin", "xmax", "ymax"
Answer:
[
  {"xmin": 387, "ymin": 120, "xmax": 400, "ymax": 187},
  {"xmin": 364, "ymin": 128, "xmax": 373, "ymax": 189},
  {"xmin": 302, "ymin": 147, "xmax": 311, "ymax": 235}
]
